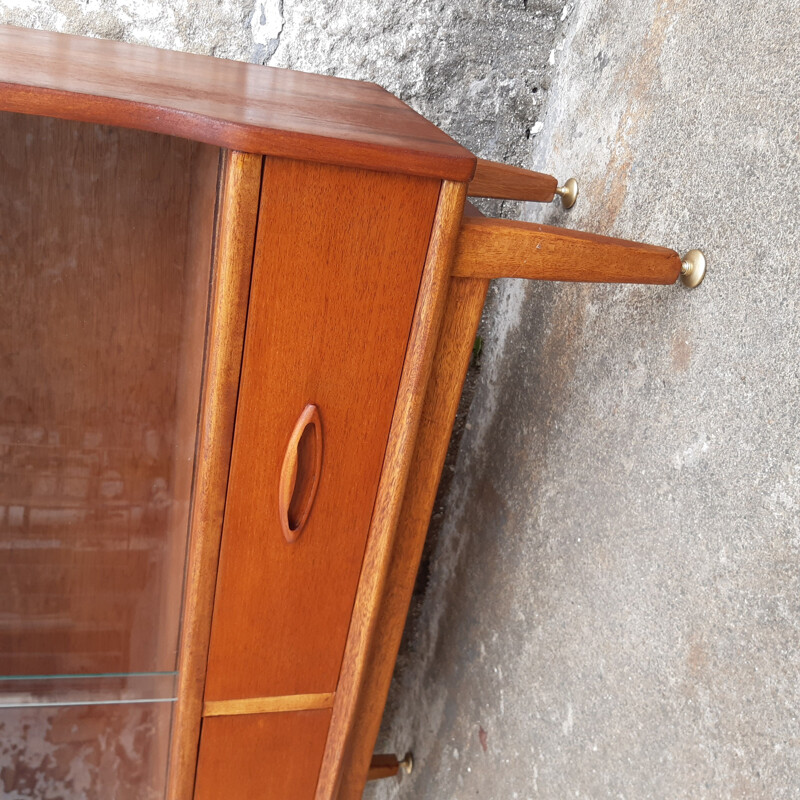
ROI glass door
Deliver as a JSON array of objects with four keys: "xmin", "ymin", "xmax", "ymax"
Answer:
[{"xmin": 0, "ymin": 111, "xmax": 219, "ymax": 799}]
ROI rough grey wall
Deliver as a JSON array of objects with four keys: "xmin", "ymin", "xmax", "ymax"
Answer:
[{"xmin": 0, "ymin": 1, "xmax": 256, "ymax": 58}]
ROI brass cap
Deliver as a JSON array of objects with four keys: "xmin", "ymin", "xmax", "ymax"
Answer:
[
  {"xmin": 555, "ymin": 177, "xmax": 579, "ymax": 209},
  {"xmin": 680, "ymin": 249, "xmax": 707, "ymax": 288},
  {"xmin": 400, "ymin": 752, "xmax": 414, "ymax": 775}
]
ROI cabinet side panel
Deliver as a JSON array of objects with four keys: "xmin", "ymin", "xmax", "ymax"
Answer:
[
  {"xmin": 167, "ymin": 151, "xmax": 263, "ymax": 800},
  {"xmin": 204, "ymin": 158, "xmax": 440, "ymax": 701}
]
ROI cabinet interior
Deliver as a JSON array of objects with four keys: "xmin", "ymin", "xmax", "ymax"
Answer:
[{"xmin": 0, "ymin": 110, "xmax": 220, "ymax": 799}]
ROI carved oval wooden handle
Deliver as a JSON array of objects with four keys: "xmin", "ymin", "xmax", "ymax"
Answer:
[{"xmin": 279, "ymin": 404, "xmax": 323, "ymax": 543}]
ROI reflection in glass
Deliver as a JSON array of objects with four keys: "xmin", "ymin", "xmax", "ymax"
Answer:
[{"xmin": 0, "ymin": 703, "xmax": 172, "ymax": 799}]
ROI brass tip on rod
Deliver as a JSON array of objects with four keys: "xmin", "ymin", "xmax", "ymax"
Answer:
[
  {"xmin": 555, "ymin": 177, "xmax": 579, "ymax": 209},
  {"xmin": 680, "ymin": 249, "xmax": 707, "ymax": 288},
  {"xmin": 400, "ymin": 752, "xmax": 414, "ymax": 775}
]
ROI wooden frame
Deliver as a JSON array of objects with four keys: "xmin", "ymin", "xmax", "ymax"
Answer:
[
  {"xmin": 167, "ymin": 150, "xmax": 263, "ymax": 800},
  {"xmin": 333, "ymin": 271, "xmax": 491, "ymax": 798}
]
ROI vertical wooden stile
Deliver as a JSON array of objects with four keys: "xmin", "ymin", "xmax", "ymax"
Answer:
[{"xmin": 166, "ymin": 150, "xmax": 263, "ymax": 800}]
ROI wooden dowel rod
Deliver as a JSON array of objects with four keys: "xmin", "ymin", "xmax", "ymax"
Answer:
[
  {"xmin": 366, "ymin": 755, "xmax": 400, "ymax": 781},
  {"xmin": 452, "ymin": 217, "xmax": 682, "ymax": 285},
  {"xmin": 467, "ymin": 158, "xmax": 558, "ymax": 202}
]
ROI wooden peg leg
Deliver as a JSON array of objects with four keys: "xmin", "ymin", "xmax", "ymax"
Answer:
[
  {"xmin": 367, "ymin": 754, "xmax": 401, "ymax": 781},
  {"xmin": 452, "ymin": 216, "xmax": 683, "ymax": 285},
  {"xmin": 467, "ymin": 158, "xmax": 559, "ymax": 202},
  {"xmin": 366, "ymin": 753, "xmax": 413, "ymax": 781}
]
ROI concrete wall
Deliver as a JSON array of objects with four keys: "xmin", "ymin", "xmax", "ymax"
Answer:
[{"xmin": 3, "ymin": 2, "xmax": 798, "ymax": 798}]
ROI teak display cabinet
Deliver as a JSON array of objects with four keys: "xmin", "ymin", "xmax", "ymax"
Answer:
[{"xmin": 0, "ymin": 24, "xmax": 703, "ymax": 800}]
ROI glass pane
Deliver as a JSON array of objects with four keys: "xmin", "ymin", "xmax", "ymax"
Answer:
[
  {"xmin": 0, "ymin": 703, "xmax": 172, "ymax": 799},
  {"xmin": 0, "ymin": 111, "xmax": 220, "ymax": 797}
]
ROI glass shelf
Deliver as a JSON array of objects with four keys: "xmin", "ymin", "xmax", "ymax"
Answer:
[{"xmin": 0, "ymin": 671, "xmax": 177, "ymax": 709}]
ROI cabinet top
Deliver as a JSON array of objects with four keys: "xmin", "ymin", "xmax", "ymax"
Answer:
[{"xmin": 0, "ymin": 25, "xmax": 475, "ymax": 182}]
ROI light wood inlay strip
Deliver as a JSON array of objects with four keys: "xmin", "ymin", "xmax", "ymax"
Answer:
[{"xmin": 203, "ymin": 693, "xmax": 335, "ymax": 718}]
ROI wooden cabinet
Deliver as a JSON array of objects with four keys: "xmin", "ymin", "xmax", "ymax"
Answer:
[
  {"xmin": 0, "ymin": 23, "xmax": 691, "ymax": 800},
  {"xmin": 0, "ymin": 23, "xmax": 472, "ymax": 800}
]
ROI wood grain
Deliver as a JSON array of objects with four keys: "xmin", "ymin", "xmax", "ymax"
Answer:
[
  {"xmin": 453, "ymin": 217, "xmax": 682, "ymax": 284},
  {"xmin": 366, "ymin": 754, "xmax": 402, "ymax": 781},
  {"xmin": 315, "ymin": 181, "xmax": 469, "ymax": 800},
  {"xmin": 167, "ymin": 151, "xmax": 263, "ymax": 800},
  {"xmin": 334, "ymin": 273, "xmax": 489, "ymax": 800},
  {"xmin": 203, "ymin": 159, "xmax": 441, "ymax": 704},
  {"xmin": 194, "ymin": 709, "xmax": 332, "ymax": 800},
  {"xmin": 468, "ymin": 157, "xmax": 558, "ymax": 201},
  {"xmin": 0, "ymin": 24, "xmax": 475, "ymax": 182},
  {"xmin": 203, "ymin": 693, "xmax": 335, "ymax": 718}
]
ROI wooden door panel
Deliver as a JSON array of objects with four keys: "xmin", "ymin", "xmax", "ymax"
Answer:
[
  {"xmin": 194, "ymin": 710, "xmax": 331, "ymax": 799},
  {"xmin": 204, "ymin": 158, "xmax": 440, "ymax": 701}
]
